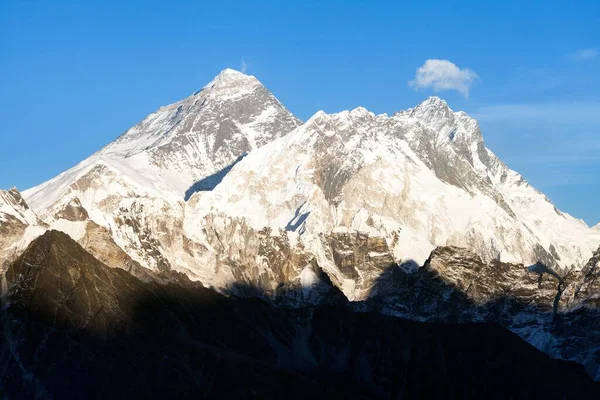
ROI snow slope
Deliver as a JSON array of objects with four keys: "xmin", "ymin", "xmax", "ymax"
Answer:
[
  {"xmin": 16, "ymin": 73, "xmax": 600, "ymax": 300},
  {"xmin": 5, "ymin": 80, "xmax": 600, "ymax": 382},
  {"xmin": 22, "ymin": 69, "xmax": 301, "ymax": 271},
  {"xmin": 189, "ymin": 98, "xmax": 600, "ymax": 300},
  {"xmin": 24, "ymin": 69, "xmax": 300, "ymax": 211}
]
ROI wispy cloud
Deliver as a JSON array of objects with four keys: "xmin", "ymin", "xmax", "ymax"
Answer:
[
  {"xmin": 241, "ymin": 59, "xmax": 248, "ymax": 73},
  {"xmin": 504, "ymin": 153, "xmax": 599, "ymax": 166},
  {"xmin": 472, "ymin": 101, "xmax": 600, "ymax": 192},
  {"xmin": 569, "ymin": 48, "xmax": 599, "ymax": 62},
  {"xmin": 530, "ymin": 172, "xmax": 600, "ymax": 188},
  {"xmin": 472, "ymin": 102, "xmax": 600, "ymax": 125},
  {"xmin": 409, "ymin": 59, "xmax": 478, "ymax": 97}
]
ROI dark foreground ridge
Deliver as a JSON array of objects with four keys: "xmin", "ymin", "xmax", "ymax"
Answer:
[{"xmin": 1, "ymin": 231, "xmax": 599, "ymax": 399}]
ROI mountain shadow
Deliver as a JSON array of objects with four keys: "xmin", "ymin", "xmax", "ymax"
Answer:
[
  {"xmin": 285, "ymin": 206, "xmax": 310, "ymax": 231},
  {"xmin": 1, "ymin": 231, "xmax": 599, "ymax": 399},
  {"xmin": 364, "ymin": 249, "xmax": 600, "ymax": 382},
  {"xmin": 184, "ymin": 154, "xmax": 246, "ymax": 200}
]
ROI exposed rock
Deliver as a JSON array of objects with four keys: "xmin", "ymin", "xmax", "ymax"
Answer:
[
  {"xmin": 0, "ymin": 188, "xmax": 45, "ymax": 269},
  {"xmin": 573, "ymin": 245, "xmax": 600, "ymax": 308},
  {"xmin": 54, "ymin": 197, "xmax": 89, "ymax": 221},
  {"xmin": 7, "ymin": 74, "xmax": 600, "ymax": 387},
  {"xmin": 366, "ymin": 245, "xmax": 600, "ymax": 381},
  {"xmin": 1, "ymin": 231, "xmax": 598, "ymax": 399}
]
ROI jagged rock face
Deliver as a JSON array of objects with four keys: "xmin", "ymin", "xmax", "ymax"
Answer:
[
  {"xmin": 1, "ymin": 231, "xmax": 599, "ymax": 399},
  {"xmin": 0, "ymin": 189, "xmax": 157, "ymax": 282},
  {"xmin": 54, "ymin": 197, "xmax": 89, "ymax": 221},
  {"xmin": 0, "ymin": 188, "xmax": 45, "ymax": 269},
  {"xmin": 368, "ymin": 247, "xmax": 561, "ymax": 321},
  {"xmin": 366, "ymin": 245, "xmax": 600, "ymax": 381},
  {"xmin": 180, "ymin": 213, "xmax": 385, "ymax": 303},
  {"xmin": 424, "ymin": 246, "xmax": 564, "ymax": 310},
  {"xmin": 324, "ymin": 231, "xmax": 396, "ymax": 299},
  {"xmin": 184, "ymin": 206, "xmax": 398, "ymax": 301},
  {"xmin": 77, "ymin": 220, "xmax": 157, "ymax": 282},
  {"xmin": 573, "ymin": 245, "xmax": 600, "ymax": 308}
]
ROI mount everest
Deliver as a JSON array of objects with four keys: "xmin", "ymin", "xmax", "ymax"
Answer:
[
  {"xmin": 2, "ymin": 68, "xmax": 600, "ymax": 384},
  {"xmin": 10, "ymin": 69, "xmax": 599, "ymax": 295}
]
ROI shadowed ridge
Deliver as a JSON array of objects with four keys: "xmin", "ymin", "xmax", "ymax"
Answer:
[
  {"xmin": 574, "ymin": 244, "xmax": 600, "ymax": 307},
  {"xmin": 1, "ymin": 232, "xmax": 599, "ymax": 398},
  {"xmin": 365, "ymin": 245, "xmax": 595, "ymax": 321},
  {"xmin": 365, "ymin": 245, "xmax": 600, "ymax": 381},
  {"xmin": 184, "ymin": 153, "xmax": 247, "ymax": 200}
]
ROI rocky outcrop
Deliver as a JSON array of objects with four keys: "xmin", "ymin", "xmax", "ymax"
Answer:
[
  {"xmin": 0, "ymin": 188, "xmax": 45, "ymax": 269},
  {"xmin": 54, "ymin": 197, "xmax": 89, "ymax": 221},
  {"xmin": 325, "ymin": 231, "xmax": 396, "ymax": 299},
  {"xmin": 424, "ymin": 246, "xmax": 566, "ymax": 312},
  {"xmin": 1, "ymin": 231, "xmax": 599, "ymax": 399},
  {"xmin": 365, "ymin": 245, "xmax": 600, "ymax": 381},
  {"xmin": 572, "ymin": 245, "xmax": 600, "ymax": 308}
]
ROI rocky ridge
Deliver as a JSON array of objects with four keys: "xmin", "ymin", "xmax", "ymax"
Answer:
[
  {"xmin": 2, "ymin": 69, "xmax": 600, "ymax": 382},
  {"xmin": 365, "ymin": 245, "xmax": 600, "ymax": 380},
  {"xmin": 1, "ymin": 231, "xmax": 598, "ymax": 399}
]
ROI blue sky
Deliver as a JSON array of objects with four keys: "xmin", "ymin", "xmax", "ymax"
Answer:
[{"xmin": 1, "ymin": 0, "xmax": 599, "ymax": 224}]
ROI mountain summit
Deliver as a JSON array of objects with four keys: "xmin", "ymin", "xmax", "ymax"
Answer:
[
  {"xmin": 0, "ymin": 69, "xmax": 598, "ymax": 383},
  {"xmin": 26, "ymin": 69, "xmax": 300, "ymax": 207},
  {"xmin": 21, "ymin": 69, "xmax": 301, "ymax": 271},
  {"xmin": 18, "ymin": 71, "xmax": 600, "ymax": 282},
  {"xmin": 189, "ymin": 101, "xmax": 599, "ymax": 298}
]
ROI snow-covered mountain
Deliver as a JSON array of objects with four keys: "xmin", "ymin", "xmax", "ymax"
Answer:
[
  {"xmin": 25, "ymin": 69, "xmax": 300, "ymax": 207},
  {"xmin": 188, "ymin": 98, "xmax": 599, "ymax": 299},
  {"xmin": 594, "ymin": 223, "xmax": 600, "ymax": 231},
  {"xmin": 4, "ymin": 68, "xmax": 600, "ymax": 382},
  {"xmin": 22, "ymin": 69, "xmax": 301, "ymax": 272},
  {"xmin": 17, "ymin": 70, "xmax": 600, "ymax": 299}
]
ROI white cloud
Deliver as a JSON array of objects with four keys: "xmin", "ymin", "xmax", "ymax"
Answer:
[
  {"xmin": 569, "ymin": 48, "xmax": 599, "ymax": 62},
  {"xmin": 409, "ymin": 59, "xmax": 478, "ymax": 97},
  {"xmin": 241, "ymin": 59, "xmax": 248, "ymax": 73}
]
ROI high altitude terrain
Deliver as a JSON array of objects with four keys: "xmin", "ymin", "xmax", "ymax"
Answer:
[
  {"xmin": 1, "ymin": 231, "xmax": 598, "ymax": 398},
  {"xmin": 1, "ymin": 69, "xmax": 600, "ymax": 390},
  {"xmin": 11, "ymin": 69, "xmax": 599, "ymax": 296}
]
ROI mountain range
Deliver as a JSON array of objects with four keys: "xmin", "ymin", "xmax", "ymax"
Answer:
[{"xmin": 1, "ymin": 68, "xmax": 600, "ymax": 397}]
